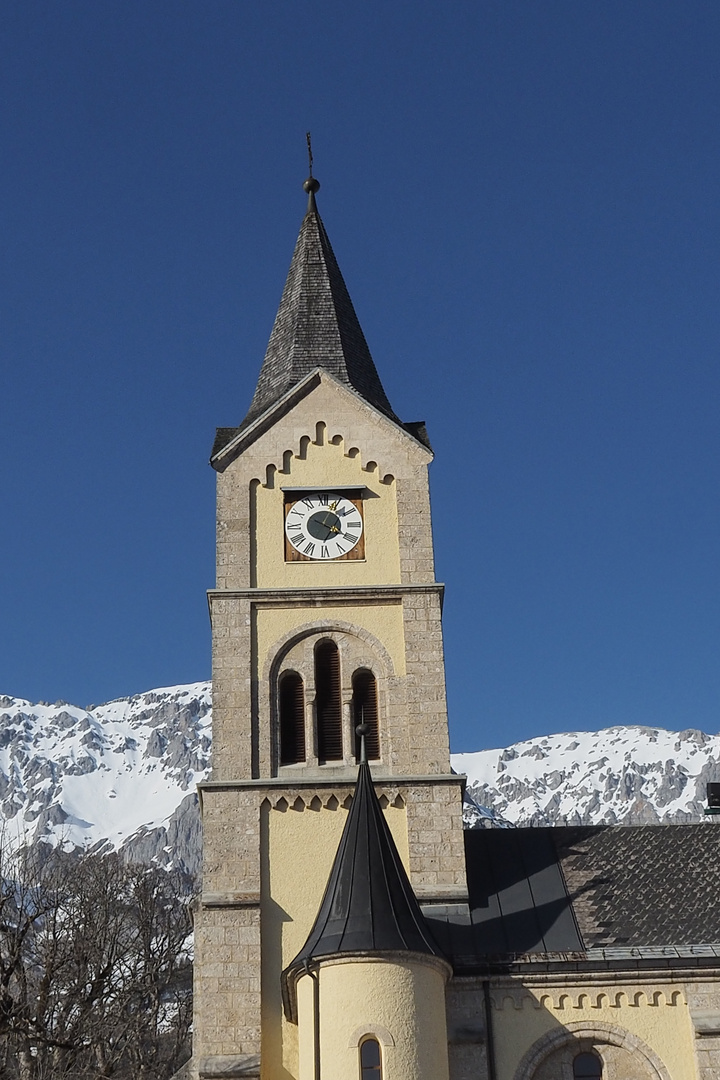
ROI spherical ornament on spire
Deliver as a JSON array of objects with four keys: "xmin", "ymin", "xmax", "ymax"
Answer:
[{"xmin": 303, "ymin": 177, "xmax": 320, "ymax": 195}]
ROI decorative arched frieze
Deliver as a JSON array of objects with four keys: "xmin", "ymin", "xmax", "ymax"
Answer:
[
  {"xmin": 503, "ymin": 987, "xmax": 683, "ymax": 1013},
  {"xmin": 265, "ymin": 788, "xmax": 404, "ymax": 813},
  {"xmin": 491, "ymin": 988, "xmax": 526, "ymax": 1011},
  {"xmin": 512, "ymin": 1021, "xmax": 673, "ymax": 1080},
  {"xmin": 248, "ymin": 425, "xmax": 398, "ymax": 489}
]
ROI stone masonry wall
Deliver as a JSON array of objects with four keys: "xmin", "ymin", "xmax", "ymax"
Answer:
[
  {"xmin": 192, "ymin": 905, "xmax": 261, "ymax": 1063},
  {"xmin": 208, "ymin": 595, "xmax": 253, "ymax": 779},
  {"xmin": 686, "ymin": 978, "xmax": 720, "ymax": 1080},
  {"xmin": 402, "ymin": 588, "xmax": 451, "ymax": 775}
]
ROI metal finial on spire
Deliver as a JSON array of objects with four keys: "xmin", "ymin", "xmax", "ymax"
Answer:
[
  {"xmin": 303, "ymin": 131, "xmax": 320, "ymax": 209},
  {"xmin": 356, "ymin": 718, "xmax": 369, "ymax": 765}
]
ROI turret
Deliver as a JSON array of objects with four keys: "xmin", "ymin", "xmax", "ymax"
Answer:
[{"xmin": 283, "ymin": 726, "xmax": 452, "ymax": 1080}]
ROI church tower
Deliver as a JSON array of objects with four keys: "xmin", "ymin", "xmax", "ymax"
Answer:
[{"xmin": 189, "ymin": 175, "xmax": 467, "ymax": 1080}]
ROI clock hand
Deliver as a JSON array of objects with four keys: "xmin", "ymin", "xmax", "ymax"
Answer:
[{"xmin": 315, "ymin": 512, "xmax": 341, "ymax": 536}]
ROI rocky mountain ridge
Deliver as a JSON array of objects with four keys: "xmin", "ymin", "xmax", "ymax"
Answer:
[
  {"xmin": 456, "ymin": 725, "xmax": 720, "ymax": 828},
  {"xmin": 2, "ymin": 681, "xmax": 719, "ymax": 870},
  {"xmin": 0, "ymin": 682, "xmax": 211, "ymax": 873}
]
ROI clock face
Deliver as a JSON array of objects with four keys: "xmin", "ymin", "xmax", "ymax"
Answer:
[{"xmin": 285, "ymin": 493, "xmax": 364, "ymax": 560}]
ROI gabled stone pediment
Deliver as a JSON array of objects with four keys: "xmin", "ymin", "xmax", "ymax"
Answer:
[{"xmin": 211, "ymin": 368, "xmax": 432, "ymax": 474}]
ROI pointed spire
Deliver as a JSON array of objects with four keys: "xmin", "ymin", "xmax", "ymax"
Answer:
[
  {"xmin": 237, "ymin": 177, "xmax": 401, "ymax": 434},
  {"xmin": 284, "ymin": 754, "xmax": 444, "ymax": 981}
]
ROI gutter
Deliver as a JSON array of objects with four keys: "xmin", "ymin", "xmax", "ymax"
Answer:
[{"xmin": 483, "ymin": 980, "xmax": 497, "ymax": 1080}]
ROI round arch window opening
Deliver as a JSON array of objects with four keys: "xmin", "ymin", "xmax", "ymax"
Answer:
[
  {"xmin": 573, "ymin": 1051, "xmax": 602, "ymax": 1079},
  {"xmin": 360, "ymin": 1037, "xmax": 382, "ymax": 1080}
]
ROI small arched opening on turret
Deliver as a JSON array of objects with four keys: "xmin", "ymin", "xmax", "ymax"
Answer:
[
  {"xmin": 315, "ymin": 639, "xmax": 343, "ymax": 762},
  {"xmin": 279, "ymin": 671, "xmax": 306, "ymax": 765},
  {"xmin": 352, "ymin": 669, "xmax": 380, "ymax": 761},
  {"xmin": 359, "ymin": 1037, "xmax": 382, "ymax": 1079}
]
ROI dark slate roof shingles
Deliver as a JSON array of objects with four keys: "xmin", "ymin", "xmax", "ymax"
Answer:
[
  {"xmin": 556, "ymin": 824, "xmax": 720, "ymax": 949},
  {"xmin": 240, "ymin": 199, "xmax": 399, "ymax": 433},
  {"xmin": 212, "ymin": 192, "xmax": 433, "ymax": 462}
]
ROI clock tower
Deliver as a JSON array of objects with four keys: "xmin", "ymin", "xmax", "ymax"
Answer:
[{"xmin": 188, "ymin": 176, "xmax": 467, "ymax": 1080}]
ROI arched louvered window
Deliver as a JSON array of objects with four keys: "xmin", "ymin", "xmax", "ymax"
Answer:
[
  {"xmin": 359, "ymin": 1038, "xmax": 382, "ymax": 1080},
  {"xmin": 573, "ymin": 1052, "xmax": 602, "ymax": 1079},
  {"xmin": 279, "ymin": 671, "xmax": 305, "ymax": 765},
  {"xmin": 315, "ymin": 640, "xmax": 343, "ymax": 762},
  {"xmin": 352, "ymin": 669, "xmax": 380, "ymax": 761}
]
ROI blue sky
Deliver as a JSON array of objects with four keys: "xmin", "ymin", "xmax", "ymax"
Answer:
[{"xmin": 2, "ymin": 1, "xmax": 720, "ymax": 751}]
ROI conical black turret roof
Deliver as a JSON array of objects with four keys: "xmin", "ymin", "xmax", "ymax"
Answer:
[{"xmin": 285, "ymin": 759, "xmax": 445, "ymax": 978}]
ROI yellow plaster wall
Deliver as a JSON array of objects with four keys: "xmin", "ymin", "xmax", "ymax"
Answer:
[
  {"xmin": 297, "ymin": 960, "xmax": 449, "ymax": 1080},
  {"xmin": 256, "ymin": 603, "xmax": 406, "ymax": 679},
  {"xmin": 492, "ymin": 986, "xmax": 696, "ymax": 1080},
  {"xmin": 252, "ymin": 436, "xmax": 401, "ymax": 589},
  {"xmin": 260, "ymin": 800, "xmax": 410, "ymax": 1080}
]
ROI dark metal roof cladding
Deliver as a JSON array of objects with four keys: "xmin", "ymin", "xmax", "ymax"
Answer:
[
  {"xmin": 285, "ymin": 759, "xmax": 445, "ymax": 974},
  {"xmin": 238, "ymin": 178, "xmax": 401, "ymax": 435}
]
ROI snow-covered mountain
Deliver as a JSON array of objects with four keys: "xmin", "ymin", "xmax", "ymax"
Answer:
[
  {"xmin": 456, "ymin": 726, "xmax": 720, "ymax": 828},
  {"xmin": 0, "ymin": 683, "xmax": 212, "ymax": 872},
  {"xmin": 2, "ymin": 681, "xmax": 720, "ymax": 871}
]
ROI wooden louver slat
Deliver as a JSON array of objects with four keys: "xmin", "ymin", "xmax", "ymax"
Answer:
[
  {"xmin": 352, "ymin": 669, "xmax": 380, "ymax": 761},
  {"xmin": 316, "ymin": 640, "xmax": 343, "ymax": 762},
  {"xmin": 279, "ymin": 672, "xmax": 306, "ymax": 765}
]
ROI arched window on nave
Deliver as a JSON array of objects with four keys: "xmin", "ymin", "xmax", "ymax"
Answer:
[{"xmin": 573, "ymin": 1051, "xmax": 603, "ymax": 1079}]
